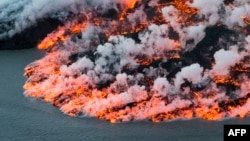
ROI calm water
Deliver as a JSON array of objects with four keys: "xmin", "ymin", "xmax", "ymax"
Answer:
[{"xmin": 0, "ymin": 48, "xmax": 249, "ymax": 141}]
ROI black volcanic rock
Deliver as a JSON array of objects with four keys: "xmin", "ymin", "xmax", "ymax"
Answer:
[
  {"xmin": 182, "ymin": 26, "xmax": 240, "ymax": 69},
  {"xmin": 0, "ymin": 18, "xmax": 62, "ymax": 50}
]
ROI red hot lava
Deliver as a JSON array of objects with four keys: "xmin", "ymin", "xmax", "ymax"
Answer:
[{"xmin": 23, "ymin": 0, "xmax": 250, "ymax": 123}]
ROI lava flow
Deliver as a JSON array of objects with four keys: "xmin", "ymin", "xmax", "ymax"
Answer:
[{"xmin": 23, "ymin": 0, "xmax": 250, "ymax": 123}]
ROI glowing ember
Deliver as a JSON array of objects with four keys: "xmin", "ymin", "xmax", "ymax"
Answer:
[
  {"xmin": 23, "ymin": 0, "xmax": 250, "ymax": 123},
  {"xmin": 38, "ymin": 21, "xmax": 88, "ymax": 50},
  {"xmin": 241, "ymin": 16, "xmax": 250, "ymax": 25},
  {"xmin": 38, "ymin": 26, "xmax": 67, "ymax": 50}
]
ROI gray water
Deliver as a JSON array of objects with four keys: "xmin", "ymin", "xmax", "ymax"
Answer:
[{"xmin": 0, "ymin": 48, "xmax": 249, "ymax": 141}]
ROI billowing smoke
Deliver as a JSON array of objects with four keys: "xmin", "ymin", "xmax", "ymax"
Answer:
[
  {"xmin": 0, "ymin": 0, "xmax": 133, "ymax": 39},
  {"xmin": 19, "ymin": 0, "xmax": 250, "ymax": 122}
]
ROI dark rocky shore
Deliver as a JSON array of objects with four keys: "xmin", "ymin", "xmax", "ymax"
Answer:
[{"xmin": 0, "ymin": 18, "xmax": 62, "ymax": 50}]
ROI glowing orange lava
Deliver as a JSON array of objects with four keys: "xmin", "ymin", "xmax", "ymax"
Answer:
[{"xmin": 23, "ymin": 0, "xmax": 250, "ymax": 123}]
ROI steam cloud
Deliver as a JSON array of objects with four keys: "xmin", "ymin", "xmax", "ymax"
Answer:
[
  {"xmin": 5, "ymin": 0, "xmax": 249, "ymax": 122},
  {"xmin": 0, "ymin": 0, "xmax": 131, "ymax": 39}
]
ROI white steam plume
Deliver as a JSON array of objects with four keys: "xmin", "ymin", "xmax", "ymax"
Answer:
[
  {"xmin": 21, "ymin": 0, "xmax": 250, "ymax": 122},
  {"xmin": 0, "ymin": 0, "xmax": 137, "ymax": 39}
]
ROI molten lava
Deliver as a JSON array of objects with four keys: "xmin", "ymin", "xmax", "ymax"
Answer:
[{"xmin": 23, "ymin": 0, "xmax": 250, "ymax": 123}]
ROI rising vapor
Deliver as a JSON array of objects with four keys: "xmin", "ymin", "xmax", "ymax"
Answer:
[{"xmin": 3, "ymin": 0, "xmax": 248, "ymax": 122}]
